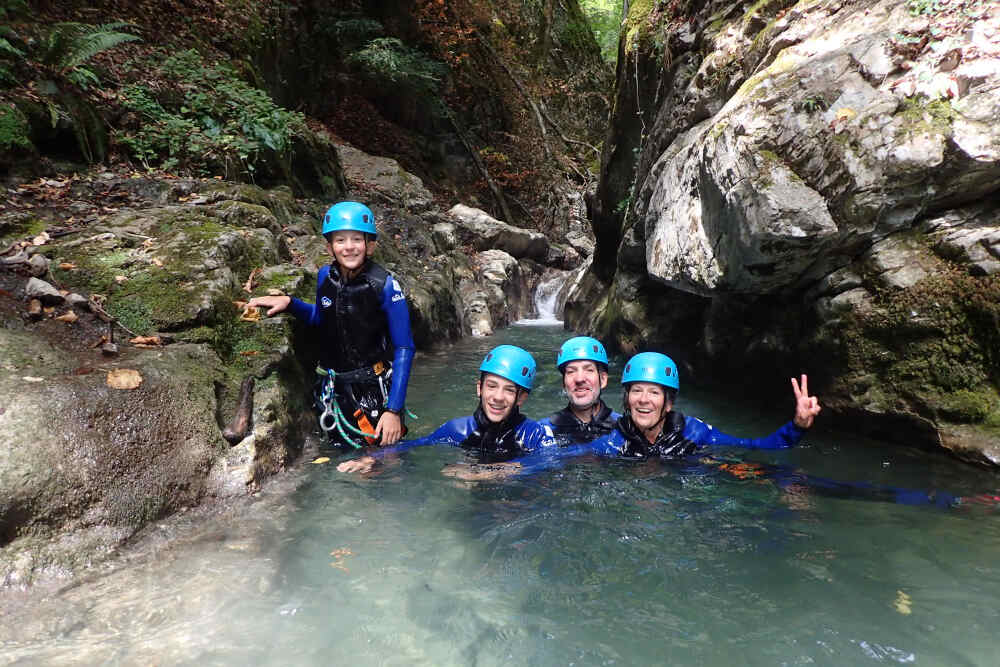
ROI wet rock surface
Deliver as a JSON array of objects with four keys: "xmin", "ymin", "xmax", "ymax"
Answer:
[{"xmin": 573, "ymin": 0, "xmax": 1000, "ymax": 462}]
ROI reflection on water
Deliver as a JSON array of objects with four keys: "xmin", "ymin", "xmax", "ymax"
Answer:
[{"xmin": 3, "ymin": 325, "xmax": 1000, "ymax": 666}]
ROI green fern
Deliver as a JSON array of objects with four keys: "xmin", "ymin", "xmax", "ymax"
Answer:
[{"xmin": 40, "ymin": 22, "xmax": 140, "ymax": 88}]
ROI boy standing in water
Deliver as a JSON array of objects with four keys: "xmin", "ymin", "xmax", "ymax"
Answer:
[
  {"xmin": 248, "ymin": 201, "xmax": 414, "ymax": 447},
  {"xmin": 337, "ymin": 345, "xmax": 554, "ymax": 473}
]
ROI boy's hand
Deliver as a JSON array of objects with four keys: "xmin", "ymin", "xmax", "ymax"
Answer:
[
  {"xmin": 791, "ymin": 374, "xmax": 821, "ymax": 429},
  {"xmin": 375, "ymin": 411, "xmax": 402, "ymax": 445},
  {"xmin": 246, "ymin": 295, "xmax": 291, "ymax": 316},
  {"xmin": 337, "ymin": 456, "xmax": 376, "ymax": 474}
]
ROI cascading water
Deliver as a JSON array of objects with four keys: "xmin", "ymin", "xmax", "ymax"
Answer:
[{"xmin": 518, "ymin": 271, "xmax": 568, "ymax": 326}]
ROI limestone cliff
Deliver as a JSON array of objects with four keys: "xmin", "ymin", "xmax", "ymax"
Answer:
[{"xmin": 572, "ymin": 0, "xmax": 1000, "ymax": 462}]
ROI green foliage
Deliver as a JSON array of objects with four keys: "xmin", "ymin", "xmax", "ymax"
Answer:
[
  {"xmin": 580, "ymin": 0, "xmax": 621, "ymax": 63},
  {"xmin": 0, "ymin": 0, "xmax": 26, "ymax": 21},
  {"xmin": 796, "ymin": 95, "xmax": 828, "ymax": 113},
  {"xmin": 118, "ymin": 49, "xmax": 306, "ymax": 177},
  {"xmin": 0, "ymin": 103, "xmax": 31, "ymax": 151},
  {"xmin": 907, "ymin": 0, "xmax": 948, "ymax": 15},
  {"xmin": 38, "ymin": 22, "xmax": 140, "ymax": 89},
  {"xmin": 347, "ymin": 37, "xmax": 447, "ymax": 96},
  {"xmin": 315, "ymin": 15, "xmax": 384, "ymax": 54}
]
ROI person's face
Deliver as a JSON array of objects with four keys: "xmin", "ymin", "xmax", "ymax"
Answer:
[
  {"xmin": 626, "ymin": 382, "xmax": 672, "ymax": 430},
  {"xmin": 327, "ymin": 231, "xmax": 375, "ymax": 272},
  {"xmin": 477, "ymin": 373, "xmax": 527, "ymax": 423},
  {"xmin": 562, "ymin": 360, "xmax": 608, "ymax": 410}
]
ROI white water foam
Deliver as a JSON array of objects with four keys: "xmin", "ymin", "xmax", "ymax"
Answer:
[{"xmin": 517, "ymin": 271, "xmax": 567, "ymax": 326}]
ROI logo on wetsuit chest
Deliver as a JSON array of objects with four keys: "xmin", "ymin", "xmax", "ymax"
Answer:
[
  {"xmin": 390, "ymin": 278, "xmax": 405, "ymax": 303},
  {"xmin": 321, "ymin": 296, "xmax": 332, "ymax": 308}
]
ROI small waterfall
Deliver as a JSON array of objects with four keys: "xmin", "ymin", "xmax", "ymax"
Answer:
[{"xmin": 518, "ymin": 271, "xmax": 568, "ymax": 326}]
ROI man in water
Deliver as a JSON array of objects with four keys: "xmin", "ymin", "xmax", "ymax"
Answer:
[
  {"xmin": 337, "ymin": 345, "xmax": 554, "ymax": 474},
  {"xmin": 539, "ymin": 336, "xmax": 620, "ymax": 443}
]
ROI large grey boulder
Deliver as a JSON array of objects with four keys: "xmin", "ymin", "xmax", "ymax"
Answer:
[{"xmin": 447, "ymin": 204, "xmax": 550, "ymax": 261}]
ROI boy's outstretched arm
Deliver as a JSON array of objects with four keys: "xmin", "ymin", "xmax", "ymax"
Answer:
[{"xmin": 337, "ymin": 418, "xmax": 466, "ymax": 473}]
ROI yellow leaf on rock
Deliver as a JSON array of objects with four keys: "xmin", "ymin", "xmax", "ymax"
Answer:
[
  {"xmin": 312, "ymin": 457, "xmax": 330, "ymax": 464},
  {"xmin": 835, "ymin": 107, "xmax": 856, "ymax": 122},
  {"xmin": 893, "ymin": 590, "xmax": 912, "ymax": 615},
  {"xmin": 107, "ymin": 368, "xmax": 143, "ymax": 390},
  {"xmin": 55, "ymin": 311, "xmax": 78, "ymax": 323},
  {"xmin": 58, "ymin": 262, "xmax": 77, "ymax": 270},
  {"xmin": 239, "ymin": 305, "xmax": 261, "ymax": 322}
]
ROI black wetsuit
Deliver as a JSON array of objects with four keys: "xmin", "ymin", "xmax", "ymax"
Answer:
[
  {"xmin": 288, "ymin": 261, "xmax": 415, "ymax": 446},
  {"xmin": 540, "ymin": 400, "xmax": 620, "ymax": 444}
]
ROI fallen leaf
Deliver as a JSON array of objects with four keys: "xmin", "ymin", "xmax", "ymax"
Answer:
[
  {"xmin": 243, "ymin": 267, "xmax": 262, "ymax": 294},
  {"xmin": 114, "ymin": 275, "xmax": 128, "ymax": 283},
  {"xmin": 893, "ymin": 590, "xmax": 912, "ymax": 615},
  {"xmin": 90, "ymin": 334, "xmax": 108, "ymax": 348},
  {"xmin": 106, "ymin": 368, "xmax": 143, "ymax": 390},
  {"xmin": 239, "ymin": 350, "xmax": 259, "ymax": 356},
  {"xmin": 834, "ymin": 107, "xmax": 857, "ymax": 123},
  {"xmin": 312, "ymin": 457, "xmax": 331, "ymax": 464},
  {"xmin": 151, "ymin": 257, "xmax": 163, "ymax": 267},
  {"xmin": 23, "ymin": 376, "xmax": 44, "ymax": 382},
  {"xmin": 129, "ymin": 335, "xmax": 162, "ymax": 346},
  {"xmin": 58, "ymin": 262, "xmax": 77, "ymax": 270},
  {"xmin": 239, "ymin": 305, "xmax": 261, "ymax": 322},
  {"xmin": 31, "ymin": 231, "xmax": 50, "ymax": 246},
  {"xmin": 141, "ymin": 238, "xmax": 156, "ymax": 248},
  {"xmin": 55, "ymin": 311, "xmax": 78, "ymax": 323}
]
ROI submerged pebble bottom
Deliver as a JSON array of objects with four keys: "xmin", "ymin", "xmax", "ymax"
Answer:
[{"xmin": 3, "ymin": 325, "xmax": 1000, "ymax": 665}]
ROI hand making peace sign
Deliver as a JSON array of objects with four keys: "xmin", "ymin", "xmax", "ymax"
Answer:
[{"xmin": 791, "ymin": 374, "xmax": 821, "ymax": 429}]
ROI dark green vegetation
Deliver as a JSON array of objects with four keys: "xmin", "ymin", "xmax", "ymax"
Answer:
[{"xmin": 2, "ymin": 0, "xmax": 610, "ymax": 227}]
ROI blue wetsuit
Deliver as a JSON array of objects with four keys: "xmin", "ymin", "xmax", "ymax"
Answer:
[
  {"xmin": 287, "ymin": 261, "xmax": 414, "ymax": 413},
  {"xmin": 372, "ymin": 406, "xmax": 555, "ymax": 463},
  {"xmin": 538, "ymin": 400, "xmax": 621, "ymax": 444},
  {"xmin": 515, "ymin": 411, "xmax": 802, "ymax": 473},
  {"xmin": 515, "ymin": 414, "xmax": 959, "ymax": 509},
  {"xmin": 287, "ymin": 261, "xmax": 414, "ymax": 444}
]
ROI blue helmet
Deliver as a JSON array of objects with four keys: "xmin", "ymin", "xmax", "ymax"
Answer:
[
  {"xmin": 557, "ymin": 336, "xmax": 609, "ymax": 371},
  {"xmin": 479, "ymin": 345, "xmax": 536, "ymax": 391},
  {"xmin": 621, "ymin": 352, "xmax": 679, "ymax": 390},
  {"xmin": 322, "ymin": 201, "xmax": 377, "ymax": 237}
]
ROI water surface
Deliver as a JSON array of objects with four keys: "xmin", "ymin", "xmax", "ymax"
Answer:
[{"xmin": 3, "ymin": 324, "xmax": 999, "ymax": 666}]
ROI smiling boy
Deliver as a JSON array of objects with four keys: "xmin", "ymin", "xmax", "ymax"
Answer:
[
  {"xmin": 248, "ymin": 201, "xmax": 414, "ymax": 447},
  {"xmin": 337, "ymin": 345, "xmax": 554, "ymax": 473}
]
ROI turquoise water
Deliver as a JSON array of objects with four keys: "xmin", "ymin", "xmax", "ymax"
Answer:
[{"xmin": 3, "ymin": 324, "xmax": 1000, "ymax": 665}]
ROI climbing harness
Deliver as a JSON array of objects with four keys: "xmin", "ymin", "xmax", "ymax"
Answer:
[{"xmin": 315, "ymin": 365, "xmax": 418, "ymax": 448}]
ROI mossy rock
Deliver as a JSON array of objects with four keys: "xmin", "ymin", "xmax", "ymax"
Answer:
[{"xmin": 0, "ymin": 213, "xmax": 47, "ymax": 249}]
